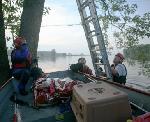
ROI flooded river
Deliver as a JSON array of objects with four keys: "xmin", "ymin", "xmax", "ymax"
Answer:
[{"xmin": 38, "ymin": 55, "xmax": 150, "ymax": 92}]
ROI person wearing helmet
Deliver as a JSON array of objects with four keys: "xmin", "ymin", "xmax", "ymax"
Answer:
[
  {"xmin": 111, "ymin": 53, "xmax": 127, "ymax": 85},
  {"xmin": 11, "ymin": 37, "xmax": 32, "ymax": 95}
]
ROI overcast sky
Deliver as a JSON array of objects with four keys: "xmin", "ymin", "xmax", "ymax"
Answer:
[
  {"xmin": 6, "ymin": 0, "xmax": 150, "ymax": 54},
  {"xmin": 38, "ymin": 0, "xmax": 87, "ymax": 54},
  {"xmin": 38, "ymin": 0, "xmax": 150, "ymax": 54}
]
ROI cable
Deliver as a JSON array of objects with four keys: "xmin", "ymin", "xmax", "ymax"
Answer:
[{"xmin": 41, "ymin": 23, "xmax": 82, "ymax": 27}]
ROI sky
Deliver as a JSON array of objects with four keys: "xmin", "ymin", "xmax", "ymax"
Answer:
[
  {"xmin": 38, "ymin": 0, "xmax": 87, "ymax": 54},
  {"xmin": 38, "ymin": 0, "xmax": 150, "ymax": 54},
  {"xmin": 6, "ymin": 0, "xmax": 150, "ymax": 55}
]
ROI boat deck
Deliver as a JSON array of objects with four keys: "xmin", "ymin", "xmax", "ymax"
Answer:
[
  {"xmin": 1, "ymin": 70, "xmax": 91, "ymax": 122},
  {"xmin": 1, "ymin": 70, "xmax": 150, "ymax": 122}
]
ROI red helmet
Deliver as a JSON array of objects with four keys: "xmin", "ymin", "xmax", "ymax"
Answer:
[
  {"xmin": 13, "ymin": 37, "xmax": 24, "ymax": 46},
  {"xmin": 115, "ymin": 53, "xmax": 125, "ymax": 60}
]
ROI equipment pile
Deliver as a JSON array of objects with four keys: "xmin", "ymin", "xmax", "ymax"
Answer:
[{"xmin": 34, "ymin": 76, "xmax": 79, "ymax": 106}]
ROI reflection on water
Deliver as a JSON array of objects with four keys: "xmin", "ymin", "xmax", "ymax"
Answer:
[
  {"xmin": 126, "ymin": 58, "xmax": 150, "ymax": 77},
  {"xmin": 38, "ymin": 55, "xmax": 93, "ymax": 73},
  {"xmin": 124, "ymin": 45, "xmax": 150, "ymax": 80},
  {"xmin": 38, "ymin": 55, "xmax": 150, "ymax": 92},
  {"xmin": 126, "ymin": 59, "xmax": 136, "ymax": 66},
  {"xmin": 124, "ymin": 58, "xmax": 150, "ymax": 92}
]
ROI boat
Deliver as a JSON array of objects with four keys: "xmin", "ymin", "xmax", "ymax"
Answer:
[{"xmin": 0, "ymin": 70, "xmax": 150, "ymax": 122}]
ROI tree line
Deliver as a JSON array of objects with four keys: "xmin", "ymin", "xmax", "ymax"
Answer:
[
  {"xmin": 124, "ymin": 44, "xmax": 150, "ymax": 61},
  {"xmin": 124, "ymin": 44, "xmax": 150, "ymax": 77}
]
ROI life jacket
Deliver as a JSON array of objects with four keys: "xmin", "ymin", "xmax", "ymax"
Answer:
[
  {"xmin": 82, "ymin": 65, "xmax": 92, "ymax": 75},
  {"xmin": 70, "ymin": 63, "xmax": 83, "ymax": 73},
  {"xmin": 70, "ymin": 63, "xmax": 92, "ymax": 75},
  {"xmin": 113, "ymin": 75, "xmax": 127, "ymax": 84},
  {"xmin": 113, "ymin": 64, "xmax": 127, "ymax": 84},
  {"xmin": 11, "ymin": 43, "xmax": 31, "ymax": 69}
]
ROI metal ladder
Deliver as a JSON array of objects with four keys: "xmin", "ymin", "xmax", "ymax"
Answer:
[{"xmin": 76, "ymin": 0, "xmax": 112, "ymax": 79}]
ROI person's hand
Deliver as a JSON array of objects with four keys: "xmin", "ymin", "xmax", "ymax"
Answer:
[
  {"xmin": 111, "ymin": 64, "xmax": 115, "ymax": 68},
  {"xmin": 111, "ymin": 64, "xmax": 115, "ymax": 72},
  {"xmin": 111, "ymin": 64, "xmax": 114, "ymax": 67}
]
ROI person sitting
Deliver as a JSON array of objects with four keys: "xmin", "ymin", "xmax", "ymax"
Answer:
[
  {"xmin": 70, "ymin": 58, "xmax": 92, "ymax": 75},
  {"xmin": 78, "ymin": 58, "xmax": 93, "ymax": 75},
  {"xmin": 11, "ymin": 37, "xmax": 32, "ymax": 95},
  {"xmin": 111, "ymin": 53, "xmax": 127, "ymax": 85}
]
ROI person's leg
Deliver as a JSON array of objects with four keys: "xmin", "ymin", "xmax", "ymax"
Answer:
[
  {"xmin": 18, "ymin": 69, "xmax": 30, "ymax": 95},
  {"xmin": 12, "ymin": 69, "xmax": 22, "ymax": 93},
  {"xmin": 12, "ymin": 69, "xmax": 22, "ymax": 80}
]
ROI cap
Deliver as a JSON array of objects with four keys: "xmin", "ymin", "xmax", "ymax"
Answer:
[{"xmin": 115, "ymin": 53, "xmax": 125, "ymax": 60}]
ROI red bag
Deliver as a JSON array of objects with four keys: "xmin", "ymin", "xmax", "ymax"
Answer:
[
  {"xmin": 36, "ymin": 92, "xmax": 48, "ymax": 104},
  {"xmin": 133, "ymin": 113, "xmax": 150, "ymax": 122},
  {"xmin": 49, "ymin": 80, "xmax": 55, "ymax": 96}
]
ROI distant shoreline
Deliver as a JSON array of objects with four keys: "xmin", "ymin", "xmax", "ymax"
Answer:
[
  {"xmin": 7, "ymin": 50, "xmax": 90, "ymax": 57},
  {"xmin": 66, "ymin": 55, "xmax": 90, "ymax": 56}
]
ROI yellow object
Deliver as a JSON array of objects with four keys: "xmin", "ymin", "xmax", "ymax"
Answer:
[
  {"xmin": 127, "ymin": 120, "xmax": 132, "ymax": 122},
  {"xmin": 55, "ymin": 114, "xmax": 64, "ymax": 120}
]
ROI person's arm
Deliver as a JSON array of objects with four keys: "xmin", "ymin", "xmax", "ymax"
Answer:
[
  {"xmin": 112, "ymin": 64, "xmax": 124, "ymax": 77},
  {"xmin": 111, "ymin": 67, "xmax": 119, "ymax": 76},
  {"xmin": 21, "ymin": 44, "xmax": 32, "ymax": 68},
  {"xmin": 26, "ymin": 52, "xmax": 32, "ymax": 68}
]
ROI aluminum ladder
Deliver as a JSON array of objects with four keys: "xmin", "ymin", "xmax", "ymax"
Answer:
[{"xmin": 76, "ymin": 0, "xmax": 112, "ymax": 79}]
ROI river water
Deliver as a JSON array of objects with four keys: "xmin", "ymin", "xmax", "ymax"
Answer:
[{"xmin": 38, "ymin": 55, "xmax": 150, "ymax": 93}]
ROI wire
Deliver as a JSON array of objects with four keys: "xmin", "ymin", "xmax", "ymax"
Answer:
[{"xmin": 41, "ymin": 23, "xmax": 82, "ymax": 27}]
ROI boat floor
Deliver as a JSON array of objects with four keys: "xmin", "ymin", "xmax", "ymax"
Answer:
[
  {"xmin": 1, "ymin": 70, "xmax": 150, "ymax": 122},
  {"xmin": 1, "ymin": 70, "xmax": 91, "ymax": 122}
]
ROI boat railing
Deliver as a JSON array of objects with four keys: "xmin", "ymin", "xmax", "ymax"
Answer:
[
  {"xmin": 0, "ymin": 77, "xmax": 13, "ymax": 91},
  {"xmin": 81, "ymin": 73, "xmax": 150, "ymax": 96}
]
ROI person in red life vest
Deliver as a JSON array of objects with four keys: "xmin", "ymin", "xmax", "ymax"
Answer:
[
  {"xmin": 111, "ymin": 53, "xmax": 127, "ymax": 85},
  {"xmin": 11, "ymin": 37, "xmax": 32, "ymax": 95}
]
